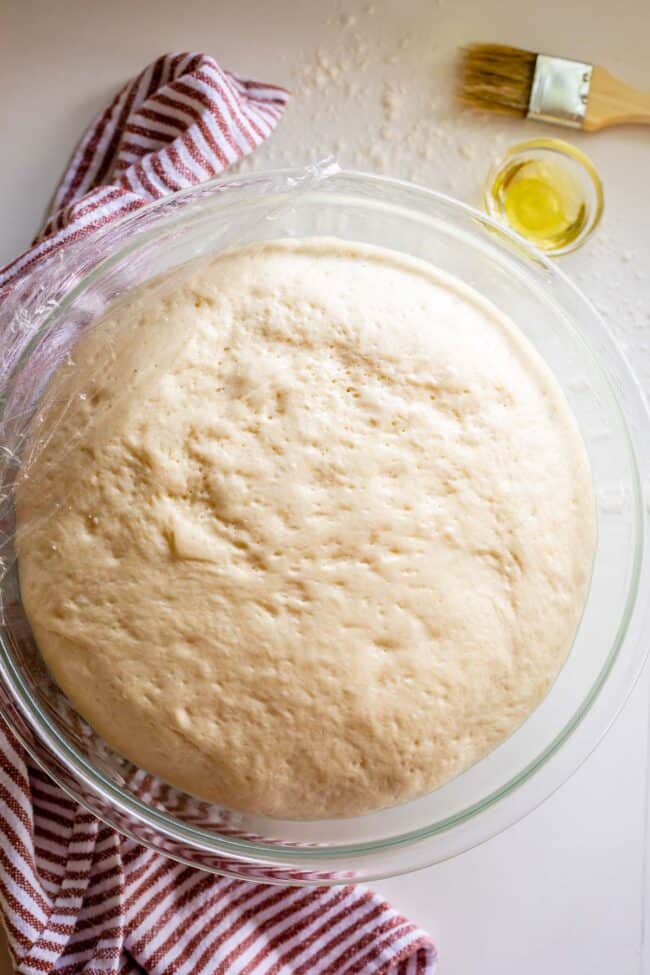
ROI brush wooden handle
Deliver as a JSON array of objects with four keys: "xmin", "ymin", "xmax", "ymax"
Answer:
[{"xmin": 585, "ymin": 66, "xmax": 650, "ymax": 130}]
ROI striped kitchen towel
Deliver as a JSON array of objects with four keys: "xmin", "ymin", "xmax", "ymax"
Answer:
[
  {"xmin": 0, "ymin": 51, "xmax": 288, "ymax": 290},
  {"xmin": 0, "ymin": 53, "xmax": 437, "ymax": 974}
]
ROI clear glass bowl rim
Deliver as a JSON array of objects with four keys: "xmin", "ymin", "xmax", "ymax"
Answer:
[{"xmin": 1, "ymin": 167, "xmax": 649, "ymax": 881}]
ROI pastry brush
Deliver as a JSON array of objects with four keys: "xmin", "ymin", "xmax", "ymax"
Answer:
[{"xmin": 459, "ymin": 43, "xmax": 650, "ymax": 131}]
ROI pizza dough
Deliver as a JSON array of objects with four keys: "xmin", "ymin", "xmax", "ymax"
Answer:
[{"xmin": 15, "ymin": 238, "xmax": 596, "ymax": 819}]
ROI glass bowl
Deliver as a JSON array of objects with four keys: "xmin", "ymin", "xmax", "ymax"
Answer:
[{"xmin": 1, "ymin": 169, "xmax": 649, "ymax": 885}]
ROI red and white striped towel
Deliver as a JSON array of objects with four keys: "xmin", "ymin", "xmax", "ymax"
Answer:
[
  {"xmin": 0, "ymin": 52, "xmax": 289, "ymax": 291},
  {"xmin": 0, "ymin": 54, "xmax": 437, "ymax": 974}
]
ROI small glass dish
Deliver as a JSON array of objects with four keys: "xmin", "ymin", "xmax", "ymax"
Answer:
[
  {"xmin": 0, "ymin": 169, "xmax": 648, "ymax": 885},
  {"xmin": 484, "ymin": 138, "xmax": 604, "ymax": 255}
]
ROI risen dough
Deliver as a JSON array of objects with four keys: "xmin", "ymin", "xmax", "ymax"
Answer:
[{"xmin": 16, "ymin": 239, "xmax": 596, "ymax": 819}]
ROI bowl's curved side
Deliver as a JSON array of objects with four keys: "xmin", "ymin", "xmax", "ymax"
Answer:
[{"xmin": 0, "ymin": 169, "xmax": 649, "ymax": 884}]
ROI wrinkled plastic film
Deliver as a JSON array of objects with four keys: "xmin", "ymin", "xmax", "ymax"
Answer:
[
  {"xmin": 0, "ymin": 163, "xmax": 349, "ymax": 852},
  {"xmin": 0, "ymin": 161, "xmax": 340, "ymax": 587}
]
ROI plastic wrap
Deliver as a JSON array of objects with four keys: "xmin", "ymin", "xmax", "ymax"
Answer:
[
  {"xmin": 0, "ymin": 161, "xmax": 339, "ymax": 581},
  {"xmin": 0, "ymin": 162, "xmax": 352, "ymax": 881},
  {"xmin": 1, "ymin": 164, "xmax": 649, "ymax": 884}
]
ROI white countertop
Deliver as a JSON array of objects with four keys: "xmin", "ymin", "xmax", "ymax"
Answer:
[{"xmin": 2, "ymin": 1, "xmax": 650, "ymax": 972}]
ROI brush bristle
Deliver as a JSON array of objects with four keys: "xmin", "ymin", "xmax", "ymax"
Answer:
[{"xmin": 458, "ymin": 43, "xmax": 537, "ymax": 116}]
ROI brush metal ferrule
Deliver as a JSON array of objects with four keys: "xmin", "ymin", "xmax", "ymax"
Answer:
[{"xmin": 528, "ymin": 55, "xmax": 592, "ymax": 128}]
